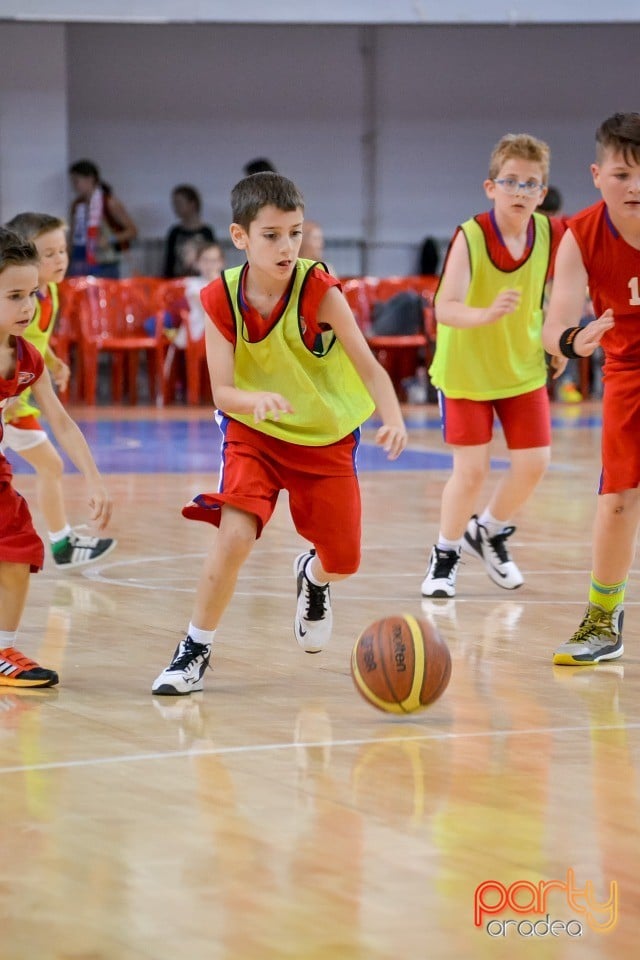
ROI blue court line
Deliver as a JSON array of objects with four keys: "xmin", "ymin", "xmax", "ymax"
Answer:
[{"xmin": 5, "ymin": 411, "xmax": 597, "ymax": 476}]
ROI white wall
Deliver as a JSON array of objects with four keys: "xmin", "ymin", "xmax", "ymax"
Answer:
[
  {"xmin": 0, "ymin": 23, "xmax": 68, "ymax": 223},
  {"xmin": 2, "ymin": 0, "xmax": 639, "ymax": 23},
  {"xmin": 65, "ymin": 21, "xmax": 640, "ymax": 274},
  {"xmin": 1, "ymin": 19, "xmax": 639, "ymax": 275}
]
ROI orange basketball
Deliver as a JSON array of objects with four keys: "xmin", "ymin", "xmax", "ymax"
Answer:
[{"xmin": 350, "ymin": 614, "xmax": 451, "ymax": 714}]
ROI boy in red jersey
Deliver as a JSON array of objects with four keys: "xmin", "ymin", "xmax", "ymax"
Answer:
[
  {"xmin": 2, "ymin": 212, "xmax": 116, "ymax": 567},
  {"xmin": 152, "ymin": 172, "xmax": 407, "ymax": 696},
  {"xmin": 421, "ymin": 134, "xmax": 565, "ymax": 599},
  {"xmin": 0, "ymin": 228, "xmax": 112, "ymax": 688},
  {"xmin": 544, "ymin": 112, "xmax": 640, "ymax": 665}
]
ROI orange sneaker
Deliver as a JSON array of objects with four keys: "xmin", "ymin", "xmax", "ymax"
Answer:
[{"xmin": 0, "ymin": 647, "xmax": 59, "ymax": 688}]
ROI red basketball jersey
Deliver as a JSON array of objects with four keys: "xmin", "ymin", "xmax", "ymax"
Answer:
[
  {"xmin": 569, "ymin": 201, "xmax": 640, "ymax": 364},
  {"xmin": 0, "ymin": 338, "xmax": 44, "ymax": 477}
]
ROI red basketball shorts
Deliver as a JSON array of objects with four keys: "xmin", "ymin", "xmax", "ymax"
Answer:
[
  {"xmin": 182, "ymin": 416, "xmax": 363, "ymax": 574},
  {"xmin": 599, "ymin": 364, "xmax": 640, "ymax": 494},
  {"xmin": 0, "ymin": 469, "xmax": 44, "ymax": 572},
  {"xmin": 439, "ymin": 385, "xmax": 551, "ymax": 449}
]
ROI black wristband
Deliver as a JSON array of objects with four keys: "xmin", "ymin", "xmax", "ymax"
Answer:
[{"xmin": 558, "ymin": 326, "xmax": 582, "ymax": 359}]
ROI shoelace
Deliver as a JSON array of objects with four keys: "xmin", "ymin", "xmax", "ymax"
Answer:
[
  {"xmin": 487, "ymin": 526, "xmax": 516, "ymax": 564},
  {"xmin": 171, "ymin": 638, "xmax": 209, "ymax": 670},
  {"xmin": 70, "ymin": 533, "xmax": 102, "ymax": 548},
  {"xmin": 569, "ymin": 609, "xmax": 615, "ymax": 644},
  {"xmin": 303, "ymin": 579, "xmax": 329, "ymax": 621},
  {"xmin": 432, "ymin": 549, "xmax": 459, "ymax": 578}
]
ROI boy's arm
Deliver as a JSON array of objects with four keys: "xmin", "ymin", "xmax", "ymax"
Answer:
[
  {"xmin": 204, "ymin": 321, "xmax": 294, "ymax": 423},
  {"xmin": 44, "ymin": 345, "xmax": 71, "ymax": 391},
  {"xmin": 542, "ymin": 230, "xmax": 614, "ymax": 357},
  {"xmin": 30, "ymin": 372, "xmax": 112, "ymax": 529},
  {"xmin": 318, "ymin": 288, "xmax": 407, "ymax": 460},
  {"xmin": 436, "ymin": 231, "xmax": 521, "ymax": 328}
]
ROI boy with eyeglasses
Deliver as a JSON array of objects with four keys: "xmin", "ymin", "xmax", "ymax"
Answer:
[
  {"xmin": 544, "ymin": 112, "xmax": 640, "ymax": 665},
  {"xmin": 422, "ymin": 133, "xmax": 565, "ymax": 598}
]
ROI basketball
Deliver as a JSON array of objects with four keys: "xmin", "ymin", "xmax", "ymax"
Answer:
[{"xmin": 350, "ymin": 614, "xmax": 451, "ymax": 714}]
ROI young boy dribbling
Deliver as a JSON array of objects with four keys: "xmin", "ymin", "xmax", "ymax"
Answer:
[{"xmin": 153, "ymin": 172, "xmax": 407, "ymax": 696}]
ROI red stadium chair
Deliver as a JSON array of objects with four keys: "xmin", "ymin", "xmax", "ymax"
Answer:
[{"xmin": 75, "ymin": 277, "xmax": 165, "ymax": 405}]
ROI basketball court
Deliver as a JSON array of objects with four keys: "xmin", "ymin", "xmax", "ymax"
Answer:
[{"xmin": 1, "ymin": 400, "xmax": 638, "ymax": 958}]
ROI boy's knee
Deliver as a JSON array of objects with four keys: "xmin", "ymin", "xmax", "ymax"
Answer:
[{"xmin": 318, "ymin": 545, "xmax": 360, "ymax": 577}]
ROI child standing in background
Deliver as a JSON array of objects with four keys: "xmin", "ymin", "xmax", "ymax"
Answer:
[
  {"xmin": 2, "ymin": 213, "xmax": 116, "ymax": 568},
  {"xmin": 422, "ymin": 133, "xmax": 565, "ymax": 598}
]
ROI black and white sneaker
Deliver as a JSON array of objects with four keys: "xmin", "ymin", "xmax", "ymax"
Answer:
[
  {"xmin": 461, "ymin": 515, "xmax": 523, "ymax": 590},
  {"xmin": 52, "ymin": 531, "xmax": 117, "ymax": 568},
  {"xmin": 294, "ymin": 550, "xmax": 332, "ymax": 653},
  {"xmin": 421, "ymin": 545, "xmax": 461, "ymax": 598},
  {"xmin": 152, "ymin": 637, "xmax": 211, "ymax": 696}
]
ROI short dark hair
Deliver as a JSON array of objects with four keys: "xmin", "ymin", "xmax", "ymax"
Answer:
[
  {"xmin": 538, "ymin": 186, "xmax": 562, "ymax": 215},
  {"xmin": 596, "ymin": 113, "xmax": 640, "ymax": 166},
  {"xmin": 231, "ymin": 172, "xmax": 304, "ymax": 230},
  {"xmin": 6, "ymin": 212, "xmax": 67, "ymax": 241},
  {"xmin": 69, "ymin": 159, "xmax": 100, "ymax": 180},
  {"xmin": 243, "ymin": 157, "xmax": 277, "ymax": 176},
  {"xmin": 0, "ymin": 227, "xmax": 39, "ymax": 275},
  {"xmin": 172, "ymin": 184, "xmax": 202, "ymax": 213}
]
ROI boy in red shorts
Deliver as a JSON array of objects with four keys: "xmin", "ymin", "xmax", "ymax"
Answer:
[
  {"xmin": 153, "ymin": 172, "xmax": 407, "ymax": 696},
  {"xmin": 422, "ymin": 133, "xmax": 565, "ymax": 598},
  {"xmin": 544, "ymin": 112, "xmax": 640, "ymax": 664},
  {"xmin": 0, "ymin": 227, "xmax": 112, "ymax": 687},
  {"xmin": 2, "ymin": 212, "xmax": 116, "ymax": 567}
]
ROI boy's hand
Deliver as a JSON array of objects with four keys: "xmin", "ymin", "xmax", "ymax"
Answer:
[
  {"xmin": 87, "ymin": 485, "xmax": 113, "ymax": 530},
  {"xmin": 483, "ymin": 289, "xmax": 521, "ymax": 325},
  {"xmin": 252, "ymin": 392, "xmax": 294, "ymax": 423},
  {"xmin": 375, "ymin": 424, "xmax": 407, "ymax": 461},
  {"xmin": 50, "ymin": 357, "xmax": 71, "ymax": 391},
  {"xmin": 549, "ymin": 355, "xmax": 568, "ymax": 379},
  {"xmin": 574, "ymin": 309, "xmax": 614, "ymax": 356}
]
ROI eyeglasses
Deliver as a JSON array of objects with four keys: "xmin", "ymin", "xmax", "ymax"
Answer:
[{"xmin": 493, "ymin": 178, "xmax": 545, "ymax": 197}]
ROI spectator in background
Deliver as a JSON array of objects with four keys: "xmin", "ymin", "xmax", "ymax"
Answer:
[
  {"xmin": 243, "ymin": 158, "xmax": 277, "ymax": 176},
  {"xmin": 539, "ymin": 185, "xmax": 567, "ymax": 224},
  {"xmin": 175, "ymin": 241, "xmax": 225, "ymax": 347},
  {"xmin": 68, "ymin": 159, "xmax": 138, "ymax": 278},
  {"xmin": 299, "ymin": 220, "xmax": 325, "ymax": 261},
  {"xmin": 418, "ymin": 236, "xmax": 440, "ymax": 276},
  {"xmin": 163, "ymin": 184, "xmax": 216, "ymax": 279}
]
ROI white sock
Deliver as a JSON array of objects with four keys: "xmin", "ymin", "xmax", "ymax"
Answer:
[
  {"xmin": 0, "ymin": 630, "xmax": 18, "ymax": 648},
  {"xmin": 305, "ymin": 556, "xmax": 329, "ymax": 587},
  {"xmin": 188, "ymin": 623, "xmax": 216, "ymax": 647},
  {"xmin": 437, "ymin": 534, "xmax": 462, "ymax": 553},
  {"xmin": 49, "ymin": 524, "xmax": 72, "ymax": 544},
  {"xmin": 478, "ymin": 509, "xmax": 508, "ymax": 538}
]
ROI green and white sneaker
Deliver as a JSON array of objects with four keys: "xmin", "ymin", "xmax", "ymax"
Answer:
[{"xmin": 553, "ymin": 604, "xmax": 624, "ymax": 665}]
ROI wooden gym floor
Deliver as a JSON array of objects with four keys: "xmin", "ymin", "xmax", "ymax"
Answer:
[{"xmin": 1, "ymin": 401, "xmax": 638, "ymax": 959}]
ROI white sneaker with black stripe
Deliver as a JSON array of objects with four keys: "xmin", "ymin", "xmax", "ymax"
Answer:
[
  {"xmin": 52, "ymin": 531, "xmax": 117, "ymax": 568},
  {"xmin": 461, "ymin": 515, "xmax": 523, "ymax": 590},
  {"xmin": 294, "ymin": 550, "xmax": 332, "ymax": 653},
  {"xmin": 421, "ymin": 545, "xmax": 461, "ymax": 598},
  {"xmin": 152, "ymin": 636, "xmax": 211, "ymax": 696}
]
